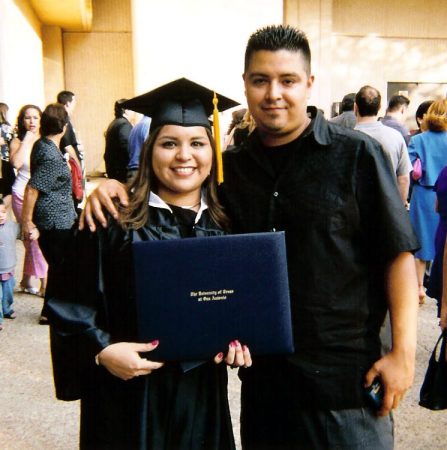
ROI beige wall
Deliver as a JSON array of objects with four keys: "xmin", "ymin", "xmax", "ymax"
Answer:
[
  {"xmin": 0, "ymin": 0, "xmax": 45, "ymax": 123},
  {"xmin": 284, "ymin": 0, "xmax": 333, "ymax": 115},
  {"xmin": 42, "ymin": 25, "xmax": 65, "ymax": 105},
  {"xmin": 61, "ymin": 0, "xmax": 133, "ymax": 174},
  {"xmin": 333, "ymin": 0, "xmax": 447, "ymax": 38},
  {"xmin": 283, "ymin": 0, "xmax": 447, "ymax": 127},
  {"xmin": 131, "ymin": 0, "xmax": 283, "ymax": 105}
]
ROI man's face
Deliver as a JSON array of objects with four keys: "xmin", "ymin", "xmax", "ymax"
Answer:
[
  {"xmin": 243, "ymin": 49, "xmax": 314, "ymax": 146},
  {"xmin": 399, "ymin": 104, "xmax": 409, "ymax": 124},
  {"xmin": 66, "ymin": 96, "xmax": 76, "ymax": 116}
]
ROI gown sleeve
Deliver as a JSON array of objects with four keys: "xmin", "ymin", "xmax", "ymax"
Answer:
[{"xmin": 46, "ymin": 228, "xmax": 112, "ymax": 400}]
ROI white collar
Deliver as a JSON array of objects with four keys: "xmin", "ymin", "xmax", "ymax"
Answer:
[{"xmin": 148, "ymin": 191, "xmax": 208, "ymax": 224}]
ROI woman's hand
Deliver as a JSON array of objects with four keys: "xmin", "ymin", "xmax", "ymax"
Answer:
[
  {"xmin": 97, "ymin": 341, "xmax": 164, "ymax": 380},
  {"xmin": 79, "ymin": 179, "xmax": 128, "ymax": 231},
  {"xmin": 214, "ymin": 340, "xmax": 252, "ymax": 368},
  {"xmin": 23, "ymin": 221, "xmax": 39, "ymax": 241}
]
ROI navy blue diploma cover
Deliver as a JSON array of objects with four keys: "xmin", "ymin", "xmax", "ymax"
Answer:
[{"xmin": 132, "ymin": 232, "xmax": 294, "ymax": 361}]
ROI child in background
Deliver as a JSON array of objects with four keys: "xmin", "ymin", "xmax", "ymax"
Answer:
[{"xmin": 0, "ymin": 198, "xmax": 19, "ymax": 330}]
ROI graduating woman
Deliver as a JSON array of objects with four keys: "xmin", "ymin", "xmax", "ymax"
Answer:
[{"xmin": 46, "ymin": 79, "xmax": 251, "ymax": 450}]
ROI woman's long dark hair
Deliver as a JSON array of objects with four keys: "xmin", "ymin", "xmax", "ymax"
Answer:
[
  {"xmin": 0, "ymin": 103, "xmax": 9, "ymax": 125},
  {"xmin": 15, "ymin": 104, "xmax": 42, "ymax": 140},
  {"xmin": 119, "ymin": 126, "xmax": 229, "ymax": 231}
]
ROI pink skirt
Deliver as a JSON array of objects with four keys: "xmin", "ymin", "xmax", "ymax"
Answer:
[{"xmin": 12, "ymin": 192, "xmax": 48, "ymax": 279}]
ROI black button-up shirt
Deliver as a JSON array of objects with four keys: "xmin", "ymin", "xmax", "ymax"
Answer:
[{"xmin": 219, "ymin": 108, "xmax": 419, "ymax": 409}]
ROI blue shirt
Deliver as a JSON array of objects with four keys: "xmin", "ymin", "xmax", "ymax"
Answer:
[
  {"xmin": 408, "ymin": 130, "xmax": 447, "ymax": 187},
  {"xmin": 127, "ymin": 116, "xmax": 151, "ymax": 170}
]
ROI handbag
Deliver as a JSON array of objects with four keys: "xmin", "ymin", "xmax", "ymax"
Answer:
[
  {"xmin": 419, "ymin": 330, "xmax": 447, "ymax": 410},
  {"xmin": 68, "ymin": 157, "xmax": 84, "ymax": 202},
  {"xmin": 412, "ymin": 158, "xmax": 422, "ymax": 181}
]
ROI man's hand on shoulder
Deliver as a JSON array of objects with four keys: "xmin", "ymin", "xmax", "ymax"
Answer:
[{"xmin": 80, "ymin": 179, "xmax": 129, "ymax": 231}]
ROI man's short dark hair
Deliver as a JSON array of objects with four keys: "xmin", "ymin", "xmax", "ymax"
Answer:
[
  {"xmin": 387, "ymin": 94, "xmax": 410, "ymax": 113},
  {"xmin": 355, "ymin": 86, "xmax": 381, "ymax": 117},
  {"xmin": 41, "ymin": 103, "xmax": 69, "ymax": 136},
  {"xmin": 57, "ymin": 90, "xmax": 75, "ymax": 106},
  {"xmin": 415, "ymin": 100, "xmax": 434, "ymax": 128},
  {"xmin": 244, "ymin": 25, "xmax": 311, "ymax": 75},
  {"xmin": 340, "ymin": 93, "xmax": 356, "ymax": 112}
]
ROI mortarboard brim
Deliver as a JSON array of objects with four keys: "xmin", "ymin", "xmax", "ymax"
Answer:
[{"xmin": 121, "ymin": 78, "xmax": 239, "ymax": 132}]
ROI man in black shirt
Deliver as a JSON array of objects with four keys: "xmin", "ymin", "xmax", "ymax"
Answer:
[
  {"xmin": 82, "ymin": 25, "xmax": 419, "ymax": 450},
  {"xmin": 57, "ymin": 91, "xmax": 84, "ymax": 167},
  {"xmin": 103, "ymin": 99, "xmax": 133, "ymax": 183},
  {"xmin": 57, "ymin": 90, "xmax": 85, "ymax": 211}
]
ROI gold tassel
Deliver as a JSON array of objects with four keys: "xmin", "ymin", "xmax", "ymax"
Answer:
[{"xmin": 212, "ymin": 92, "xmax": 223, "ymax": 184}]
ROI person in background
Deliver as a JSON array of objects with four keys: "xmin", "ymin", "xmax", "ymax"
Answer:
[
  {"xmin": 127, "ymin": 114, "xmax": 151, "ymax": 181},
  {"xmin": 409, "ymin": 99, "xmax": 447, "ymax": 304},
  {"xmin": 57, "ymin": 90, "xmax": 83, "ymax": 168},
  {"xmin": 427, "ymin": 165, "xmax": 447, "ymax": 318},
  {"xmin": 46, "ymin": 79, "xmax": 251, "ymax": 450},
  {"xmin": 354, "ymin": 85, "xmax": 411, "ymax": 205},
  {"xmin": 224, "ymin": 108, "xmax": 248, "ymax": 149},
  {"xmin": 58, "ymin": 90, "xmax": 85, "ymax": 212},
  {"xmin": 329, "ymin": 92, "xmax": 356, "ymax": 129},
  {"xmin": 0, "ymin": 198, "xmax": 20, "ymax": 331},
  {"xmin": 0, "ymin": 103, "xmax": 15, "ymax": 207},
  {"xmin": 22, "ymin": 103, "xmax": 77, "ymax": 325},
  {"xmin": 9, "ymin": 105, "xmax": 47, "ymax": 297},
  {"xmin": 104, "ymin": 99, "xmax": 133, "ymax": 183},
  {"xmin": 413, "ymin": 100, "xmax": 434, "ymax": 135},
  {"xmin": 381, "ymin": 94, "xmax": 411, "ymax": 145}
]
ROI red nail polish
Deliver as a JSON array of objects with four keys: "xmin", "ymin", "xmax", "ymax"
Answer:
[
  {"xmin": 217, "ymin": 352, "xmax": 224, "ymax": 359},
  {"xmin": 151, "ymin": 340, "xmax": 159, "ymax": 346},
  {"xmin": 230, "ymin": 341, "xmax": 236, "ymax": 348},
  {"xmin": 234, "ymin": 340, "xmax": 240, "ymax": 347},
  {"xmin": 242, "ymin": 345, "xmax": 248, "ymax": 351}
]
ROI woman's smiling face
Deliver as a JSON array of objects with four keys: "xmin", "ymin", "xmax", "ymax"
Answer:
[{"xmin": 151, "ymin": 124, "xmax": 213, "ymax": 205}]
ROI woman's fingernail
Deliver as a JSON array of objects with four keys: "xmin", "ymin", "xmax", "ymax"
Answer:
[
  {"xmin": 242, "ymin": 345, "xmax": 248, "ymax": 351},
  {"xmin": 217, "ymin": 352, "xmax": 224, "ymax": 359},
  {"xmin": 234, "ymin": 340, "xmax": 240, "ymax": 347},
  {"xmin": 151, "ymin": 340, "xmax": 159, "ymax": 346},
  {"xmin": 230, "ymin": 341, "xmax": 236, "ymax": 348}
]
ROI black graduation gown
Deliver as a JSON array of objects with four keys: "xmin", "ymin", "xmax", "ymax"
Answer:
[{"xmin": 46, "ymin": 206, "xmax": 235, "ymax": 450}]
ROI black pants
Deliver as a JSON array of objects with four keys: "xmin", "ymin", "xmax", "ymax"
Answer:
[{"xmin": 38, "ymin": 228, "xmax": 74, "ymax": 316}]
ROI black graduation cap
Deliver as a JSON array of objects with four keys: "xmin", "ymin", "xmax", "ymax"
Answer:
[
  {"xmin": 121, "ymin": 78, "xmax": 239, "ymax": 132},
  {"xmin": 122, "ymin": 78, "xmax": 240, "ymax": 183}
]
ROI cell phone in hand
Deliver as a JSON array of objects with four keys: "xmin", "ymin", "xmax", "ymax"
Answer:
[{"xmin": 364, "ymin": 379, "xmax": 383, "ymax": 410}]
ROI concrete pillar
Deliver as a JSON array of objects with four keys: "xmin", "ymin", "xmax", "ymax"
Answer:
[
  {"xmin": 42, "ymin": 26, "xmax": 65, "ymax": 106},
  {"xmin": 284, "ymin": 0, "xmax": 333, "ymax": 114}
]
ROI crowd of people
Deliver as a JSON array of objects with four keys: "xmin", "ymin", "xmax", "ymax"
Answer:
[{"xmin": 0, "ymin": 23, "xmax": 447, "ymax": 449}]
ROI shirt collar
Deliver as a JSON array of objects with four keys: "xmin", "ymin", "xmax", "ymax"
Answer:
[
  {"xmin": 148, "ymin": 191, "xmax": 208, "ymax": 223},
  {"xmin": 304, "ymin": 106, "xmax": 332, "ymax": 146}
]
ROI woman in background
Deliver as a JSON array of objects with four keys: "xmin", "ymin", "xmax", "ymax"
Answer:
[
  {"xmin": 0, "ymin": 103, "xmax": 15, "ymax": 207},
  {"xmin": 409, "ymin": 99, "xmax": 447, "ymax": 303},
  {"xmin": 22, "ymin": 103, "xmax": 76, "ymax": 325},
  {"xmin": 9, "ymin": 105, "xmax": 47, "ymax": 297}
]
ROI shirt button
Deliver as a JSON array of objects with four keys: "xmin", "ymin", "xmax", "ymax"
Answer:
[{"xmin": 273, "ymin": 191, "xmax": 279, "ymax": 197}]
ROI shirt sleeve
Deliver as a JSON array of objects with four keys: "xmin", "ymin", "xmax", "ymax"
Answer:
[
  {"xmin": 407, "ymin": 136, "xmax": 418, "ymax": 164},
  {"xmin": 28, "ymin": 142, "xmax": 61, "ymax": 194},
  {"xmin": 396, "ymin": 140, "xmax": 412, "ymax": 176},
  {"xmin": 356, "ymin": 137, "xmax": 420, "ymax": 261}
]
